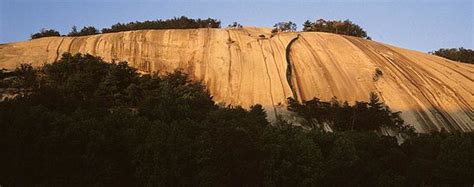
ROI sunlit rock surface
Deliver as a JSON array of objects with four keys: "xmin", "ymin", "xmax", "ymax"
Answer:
[{"xmin": 1, "ymin": 27, "xmax": 472, "ymax": 132}]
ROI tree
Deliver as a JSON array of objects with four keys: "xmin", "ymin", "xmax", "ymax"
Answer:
[
  {"xmin": 14, "ymin": 64, "xmax": 38, "ymax": 89},
  {"xmin": 68, "ymin": 25, "xmax": 79, "ymax": 36},
  {"xmin": 430, "ymin": 47, "xmax": 474, "ymax": 64},
  {"xmin": 101, "ymin": 16, "xmax": 221, "ymax": 33},
  {"xmin": 32, "ymin": 17, "xmax": 221, "ymax": 37},
  {"xmin": 272, "ymin": 21, "xmax": 297, "ymax": 33},
  {"xmin": 80, "ymin": 26, "xmax": 100, "ymax": 35},
  {"xmin": 287, "ymin": 93, "xmax": 410, "ymax": 132},
  {"xmin": 302, "ymin": 20, "xmax": 312, "ymax": 31},
  {"xmin": 322, "ymin": 136, "xmax": 359, "ymax": 186},
  {"xmin": 435, "ymin": 133, "xmax": 474, "ymax": 185},
  {"xmin": 2, "ymin": 52, "xmax": 472, "ymax": 186},
  {"xmin": 31, "ymin": 28, "xmax": 60, "ymax": 39},
  {"xmin": 302, "ymin": 19, "xmax": 370, "ymax": 39},
  {"xmin": 261, "ymin": 122, "xmax": 323, "ymax": 186},
  {"xmin": 0, "ymin": 53, "xmax": 220, "ymax": 185},
  {"xmin": 68, "ymin": 26, "xmax": 100, "ymax": 36}
]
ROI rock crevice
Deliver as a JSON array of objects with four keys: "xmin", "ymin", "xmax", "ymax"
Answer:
[{"xmin": 285, "ymin": 34, "xmax": 300, "ymax": 101}]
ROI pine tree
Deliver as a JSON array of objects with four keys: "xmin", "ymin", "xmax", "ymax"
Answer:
[
  {"xmin": 69, "ymin": 25, "xmax": 78, "ymax": 36},
  {"xmin": 303, "ymin": 20, "xmax": 312, "ymax": 31}
]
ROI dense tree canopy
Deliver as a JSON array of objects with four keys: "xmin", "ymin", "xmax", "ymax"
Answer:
[
  {"xmin": 430, "ymin": 47, "xmax": 474, "ymax": 64},
  {"xmin": 303, "ymin": 19, "xmax": 370, "ymax": 39},
  {"xmin": 1, "ymin": 53, "xmax": 472, "ymax": 186},
  {"xmin": 29, "ymin": 16, "xmax": 221, "ymax": 39},
  {"xmin": 67, "ymin": 26, "xmax": 100, "ymax": 36},
  {"xmin": 287, "ymin": 93, "xmax": 414, "ymax": 134},
  {"xmin": 30, "ymin": 28, "xmax": 61, "ymax": 39},
  {"xmin": 101, "ymin": 16, "xmax": 221, "ymax": 33}
]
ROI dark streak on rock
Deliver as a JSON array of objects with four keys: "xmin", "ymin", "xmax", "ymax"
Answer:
[{"xmin": 286, "ymin": 34, "xmax": 300, "ymax": 101}]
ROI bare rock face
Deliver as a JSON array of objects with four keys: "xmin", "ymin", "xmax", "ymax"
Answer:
[{"xmin": 1, "ymin": 27, "xmax": 472, "ymax": 132}]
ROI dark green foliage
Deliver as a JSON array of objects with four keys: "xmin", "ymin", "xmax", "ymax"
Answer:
[
  {"xmin": 0, "ymin": 53, "xmax": 472, "ymax": 186},
  {"xmin": 272, "ymin": 21, "xmax": 297, "ymax": 33},
  {"xmin": 30, "ymin": 16, "xmax": 221, "ymax": 39},
  {"xmin": 316, "ymin": 131, "xmax": 408, "ymax": 186},
  {"xmin": 101, "ymin": 16, "xmax": 221, "ymax": 33},
  {"xmin": 67, "ymin": 25, "xmax": 100, "ymax": 36},
  {"xmin": 430, "ymin": 47, "xmax": 474, "ymax": 64},
  {"xmin": 14, "ymin": 64, "xmax": 38, "ymax": 88},
  {"xmin": 0, "ymin": 64, "xmax": 37, "ymax": 90},
  {"xmin": 303, "ymin": 20, "xmax": 312, "ymax": 32},
  {"xmin": 0, "ymin": 53, "xmax": 257, "ymax": 186},
  {"xmin": 303, "ymin": 19, "xmax": 370, "ymax": 39},
  {"xmin": 288, "ymin": 93, "xmax": 414, "ymax": 134},
  {"xmin": 402, "ymin": 133, "xmax": 474, "ymax": 186},
  {"xmin": 435, "ymin": 133, "xmax": 474, "ymax": 185},
  {"xmin": 30, "ymin": 28, "xmax": 60, "ymax": 39},
  {"xmin": 261, "ymin": 122, "xmax": 323, "ymax": 186}
]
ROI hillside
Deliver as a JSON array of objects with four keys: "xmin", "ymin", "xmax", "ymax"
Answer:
[{"xmin": 0, "ymin": 27, "xmax": 472, "ymax": 132}]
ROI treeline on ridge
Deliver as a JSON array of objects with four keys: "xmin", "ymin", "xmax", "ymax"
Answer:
[
  {"xmin": 302, "ymin": 19, "xmax": 370, "ymax": 39},
  {"xmin": 270, "ymin": 19, "xmax": 370, "ymax": 39},
  {"xmin": 101, "ymin": 16, "xmax": 221, "ymax": 33},
  {"xmin": 30, "ymin": 29, "xmax": 61, "ymax": 39},
  {"xmin": 31, "ymin": 17, "xmax": 371, "ymax": 40},
  {"xmin": 430, "ymin": 47, "xmax": 474, "ymax": 64},
  {"xmin": 31, "ymin": 16, "xmax": 221, "ymax": 39},
  {"xmin": 1, "ymin": 53, "xmax": 473, "ymax": 186}
]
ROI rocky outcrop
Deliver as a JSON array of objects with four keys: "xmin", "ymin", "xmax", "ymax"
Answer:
[{"xmin": 1, "ymin": 27, "xmax": 472, "ymax": 132}]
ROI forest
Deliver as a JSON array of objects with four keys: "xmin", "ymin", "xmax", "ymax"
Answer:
[
  {"xmin": 430, "ymin": 47, "xmax": 474, "ymax": 64},
  {"xmin": 1, "ymin": 53, "xmax": 473, "ymax": 186},
  {"xmin": 302, "ymin": 19, "xmax": 370, "ymax": 39},
  {"xmin": 30, "ymin": 18, "xmax": 370, "ymax": 40},
  {"xmin": 30, "ymin": 16, "xmax": 221, "ymax": 39},
  {"xmin": 31, "ymin": 16, "xmax": 371, "ymax": 39},
  {"xmin": 101, "ymin": 16, "xmax": 221, "ymax": 33}
]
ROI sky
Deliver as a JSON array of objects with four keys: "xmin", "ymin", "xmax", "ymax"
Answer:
[{"xmin": 0, "ymin": 0, "xmax": 472, "ymax": 52}]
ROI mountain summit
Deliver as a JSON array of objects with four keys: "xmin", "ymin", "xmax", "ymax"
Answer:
[{"xmin": 1, "ymin": 27, "xmax": 472, "ymax": 132}]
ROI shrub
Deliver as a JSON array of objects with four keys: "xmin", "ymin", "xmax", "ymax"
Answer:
[
  {"xmin": 373, "ymin": 68, "xmax": 383, "ymax": 81},
  {"xmin": 303, "ymin": 19, "xmax": 370, "ymax": 39},
  {"xmin": 227, "ymin": 22, "xmax": 243, "ymax": 29},
  {"xmin": 67, "ymin": 26, "xmax": 100, "ymax": 36},
  {"xmin": 30, "ymin": 28, "xmax": 61, "ymax": 39}
]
